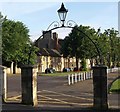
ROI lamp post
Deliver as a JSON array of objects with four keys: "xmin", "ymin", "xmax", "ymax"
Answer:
[
  {"xmin": 46, "ymin": 3, "xmax": 76, "ymax": 31},
  {"xmin": 57, "ymin": 3, "xmax": 68, "ymax": 27}
]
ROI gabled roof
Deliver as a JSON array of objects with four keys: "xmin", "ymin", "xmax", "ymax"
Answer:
[{"xmin": 38, "ymin": 48, "xmax": 61, "ymax": 57}]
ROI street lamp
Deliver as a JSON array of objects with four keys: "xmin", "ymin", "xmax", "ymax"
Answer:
[
  {"xmin": 46, "ymin": 3, "xmax": 76, "ymax": 31},
  {"xmin": 57, "ymin": 3, "xmax": 68, "ymax": 27}
]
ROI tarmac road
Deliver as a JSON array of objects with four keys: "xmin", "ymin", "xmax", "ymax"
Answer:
[{"xmin": 2, "ymin": 71, "xmax": 120, "ymax": 111}]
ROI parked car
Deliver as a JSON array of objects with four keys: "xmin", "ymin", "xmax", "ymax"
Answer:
[
  {"xmin": 73, "ymin": 67, "xmax": 79, "ymax": 71},
  {"xmin": 45, "ymin": 68, "xmax": 55, "ymax": 74},
  {"xmin": 63, "ymin": 68, "xmax": 71, "ymax": 72}
]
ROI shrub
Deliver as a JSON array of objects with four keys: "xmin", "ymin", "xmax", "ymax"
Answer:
[{"xmin": 80, "ymin": 59, "xmax": 87, "ymax": 71}]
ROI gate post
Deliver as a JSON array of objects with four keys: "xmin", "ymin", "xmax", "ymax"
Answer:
[
  {"xmin": 92, "ymin": 65, "xmax": 108, "ymax": 110},
  {"xmin": 21, "ymin": 65, "xmax": 38, "ymax": 106},
  {"xmin": 0, "ymin": 65, "xmax": 7, "ymax": 103}
]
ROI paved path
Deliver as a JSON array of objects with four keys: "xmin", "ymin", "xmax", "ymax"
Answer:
[{"xmin": 2, "ymin": 71, "xmax": 120, "ymax": 111}]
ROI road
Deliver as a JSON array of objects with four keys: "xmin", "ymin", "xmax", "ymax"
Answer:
[{"xmin": 3, "ymin": 71, "xmax": 120, "ymax": 110}]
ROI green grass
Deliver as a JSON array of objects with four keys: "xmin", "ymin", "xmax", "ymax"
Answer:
[
  {"xmin": 38, "ymin": 71, "xmax": 86, "ymax": 76},
  {"xmin": 109, "ymin": 78, "xmax": 120, "ymax": 93}
]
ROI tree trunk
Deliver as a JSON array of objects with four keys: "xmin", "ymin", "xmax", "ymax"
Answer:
[
  {"xmin": 13, "ymin": 61, "xmax": 16, "ymax": 74},
  {"xmin": 76, "ymin": 56, "xmax": 79, "ymax": 70}
]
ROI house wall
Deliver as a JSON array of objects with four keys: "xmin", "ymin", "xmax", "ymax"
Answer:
[{"xmin": 37, "ymin": 56, "xmax": 63, "ymax": 72}]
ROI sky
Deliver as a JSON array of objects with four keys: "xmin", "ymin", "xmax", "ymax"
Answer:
[{"xmin": 0, "ymin": 0, "xmax": 119, "ymax": 41}]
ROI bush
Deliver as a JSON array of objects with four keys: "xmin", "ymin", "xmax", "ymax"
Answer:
[
  {"xmin": 116, "ymin": 62, "xmax": 120, "ymax": 67},
  {"xmin": 80, "ymin": 59, "xmax": 87, "ymax": 71}
]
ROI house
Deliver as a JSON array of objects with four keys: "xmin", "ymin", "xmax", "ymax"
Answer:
[
  {"xmin": 35, "ymin": 31, "xmax": 91, "ymax": 73},
  {"xmin": 35, "ymin": 31, "xmax": 65, "ymax": 72}
]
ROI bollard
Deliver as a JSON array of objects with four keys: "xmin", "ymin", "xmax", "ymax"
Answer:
[
  {"xmin": 92, "ymin": 65, "xmax": 108, "ymax": 110},
  {"xmin": 68, "ymin": 75, "xmax": 71, "ymax": 85},
  {"xmin": 71, "ymin": 74, "xmax": 74, "ymax": 84},
  {"xmin": 78, "ymin": 73, "xmax": 81, "ymax": 81},
  {"xmin": 83, "ymin": 72, "xmax": 86, "ymax": 80},
  {"xmin": 81, "ymin": 73, "xmax": 83, "ymax": 81},
  {"xmin": 86, "ymin": 72, "xmax": 88, "ymax": 79},
  {"xmin": 75, "ymin": 73, "xmax": 77, "ymax": 83}
]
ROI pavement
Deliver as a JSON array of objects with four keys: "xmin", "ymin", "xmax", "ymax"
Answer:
[{"xmin": 1, "ymin": 70, "xmax": 120, "ymax": 112}]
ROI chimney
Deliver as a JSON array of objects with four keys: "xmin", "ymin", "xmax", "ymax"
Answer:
[{"xmin": 53, "ymin": 32, "xmax": 58, "ymax": 50}]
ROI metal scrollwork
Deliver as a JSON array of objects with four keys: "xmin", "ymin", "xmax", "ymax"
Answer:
[
  {"xmin": 66, "ymin": 20, "xmax": 77, "ymax": 27},
  {"xmin": 46, "ymin": 21, "xmax": 60, "ymax": 31}
]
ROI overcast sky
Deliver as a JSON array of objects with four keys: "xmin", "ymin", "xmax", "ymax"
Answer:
[{"xmin": 0, "ymin": 0, "xmax": 119, "ymax": 41}]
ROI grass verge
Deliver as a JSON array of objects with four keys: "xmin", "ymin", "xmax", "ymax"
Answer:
[
  {"xmin": 109, "ymin": 78, "xmax": 120, "ymax": 93},
  {"xmin": 38, "ymin": 71, "xmax": 87, "ymax": 76}
]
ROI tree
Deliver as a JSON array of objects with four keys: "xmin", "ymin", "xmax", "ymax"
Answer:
[
  {"xmin": 61, "ymin": 25, "xmax": 99, "ymax": 70},
  {"xmin": 104, "ymin": 28, "xmax": 119, "ymax": 68},
  {"xmin": 0, "ymin": 12, "xmax": 5, "ymax": 64},
  {"xmin": 2, "ymin": 18, "xmax": 38, "ymax": 73}
]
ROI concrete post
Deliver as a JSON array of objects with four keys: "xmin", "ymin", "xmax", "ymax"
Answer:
[
  {"xmin": 92, "ymin": 65, "xmax": 108, "ymax": 110},
  {"xmin": 21, "ymin": 65, "xmax": 38, "ymax": 106}
]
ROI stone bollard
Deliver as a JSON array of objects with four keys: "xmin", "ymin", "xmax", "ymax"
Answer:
[
  {"xmin": 21, "ymin": 65, "xmax": 38, "ymax": 107},
  {"xmin": 92, "ymin": 65, "xmax": 108, "ymax": 110}
]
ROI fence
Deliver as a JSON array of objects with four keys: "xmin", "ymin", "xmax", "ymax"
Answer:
[
  {"xmin": 107, "ymin": 67, "xmax": 119, "ymax": 73},
  {"xmin": 68, "ymin": 67, "xmax": 120, "ymax": 85},
  {"xmin": 68, "ymin": 71, "xmax": 93, "ymax": 85}
]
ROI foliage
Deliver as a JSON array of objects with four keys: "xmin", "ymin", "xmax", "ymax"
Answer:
[
  {"xmin": 80, "ymin": 58, "xmax": 87, "ymax": 71},
  {"xmin": 61, "ymin": 25, "xmax": 99, "ymax": 69},
  {"xmin": 0, "ymin": 12, "xmax": 4, "ymax": 62},
  {"xmin": 61, "ymin": 25, "xmax": 120, "ymax": 68},
  {"xmin": 2, "ymin": 18, "xmax": 38, "ymax": 66},
  {"xmin": 103, "ymin": 28, "xmax": 119, "ymax": 67}
]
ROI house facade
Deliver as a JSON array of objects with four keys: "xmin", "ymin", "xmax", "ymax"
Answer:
[
  {"xmin": 35, "ymin": 31, "xmax": 90, "ymax": 73},
  {"xmin": 35, "ymin": 31, "xmax": 65, "ymax": 72}
]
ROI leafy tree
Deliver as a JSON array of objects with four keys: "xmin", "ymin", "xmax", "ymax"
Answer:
[
  {"xmin": 104, "ymin": 28, "xmax": 119, "ymax": 68},
  {"xmin": 80, "ymin": 58, "xmax": 87, "ymax": 71},
  {"xmin": 2, "ymin": 18, "xmax": 38, "ymax": 73},
  {"xmin": 61, "ymin": 25, "xmax": 99, "ymax": 69},
  {"xmin": 0, "ymin": 12, "xmax": 5, "ymax": 64}
]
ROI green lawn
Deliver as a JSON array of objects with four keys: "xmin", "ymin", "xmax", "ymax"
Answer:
[
  {"xmin": 109, "ymin": 78, "xmax": 120, "ymax": 93},
  {"xmin": 38, "ymin": 71, "xmax": 86, "ymax": 76}
]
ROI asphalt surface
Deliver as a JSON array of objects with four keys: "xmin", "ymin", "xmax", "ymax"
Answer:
[{"xmin": 2, "ymin": 71, "xmax": 120, "ymax": 111}]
